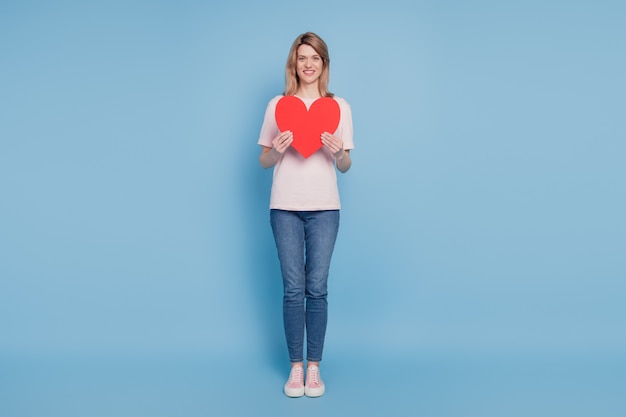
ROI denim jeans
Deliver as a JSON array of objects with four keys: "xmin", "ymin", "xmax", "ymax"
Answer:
[{"xmin": 270, "ymin": 209, "xmax": 340, "ymax": 363}]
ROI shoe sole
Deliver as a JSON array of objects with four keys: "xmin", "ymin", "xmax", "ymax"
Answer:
[
  {"xmin": 304, "ymin": 386, "xmax": 325, "ymax": 397},
  {"xmin": 284, "ymin": 386, "xmax": 305, "ymax": 397}
]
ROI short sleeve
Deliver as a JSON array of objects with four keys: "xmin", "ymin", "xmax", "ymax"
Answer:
[
  {"xmin": 257, "ymin": 96, "xmax": 281, "ymax": 147},
  {"xmin": 336, "ymin": 98, "xmax": 354, "ymax": 150}
]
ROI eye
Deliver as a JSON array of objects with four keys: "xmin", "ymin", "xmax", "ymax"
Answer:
[{"xmin": 313, "ymin": 56, "xmax": 321, "ymax": 61}]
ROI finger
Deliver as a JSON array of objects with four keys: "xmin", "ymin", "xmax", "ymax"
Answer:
[
  {"xmin": 324, "ymin": 134, "xmax": 340, "ymax": 147},
  {"xmin": 323, "ymin": 137, "xmax": 340, "ymax": 152},
  {"xmin": 279, "ymin": 136, "xmax": 293, "ymax": 152}
]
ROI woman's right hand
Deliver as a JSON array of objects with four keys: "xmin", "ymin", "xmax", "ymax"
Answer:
[
  {"xmin": 259, "ymin": 131, "xmax": 293, "ymax": 169},
  {"xmin": 272, "ymin": 131, "xmax": 293, "ymax": 154}
]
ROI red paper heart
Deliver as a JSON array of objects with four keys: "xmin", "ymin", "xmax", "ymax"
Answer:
[{"xmin": 275, "ymin": 96, "xmax": 340, "ymax": 159}]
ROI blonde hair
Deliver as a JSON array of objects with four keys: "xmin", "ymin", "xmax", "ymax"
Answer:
[{"xmin": 284, "ymin": 32, "xmax": 333, "ymax": 98}]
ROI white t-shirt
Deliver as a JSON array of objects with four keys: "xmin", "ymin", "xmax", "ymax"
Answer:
[{"xmin": 258, "ymin": 95, "xmax": 354, "ymax": 211}]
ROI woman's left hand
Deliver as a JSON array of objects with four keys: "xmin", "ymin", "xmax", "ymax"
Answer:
[{"xmin": 321, "ymin": 132, "xmax": 344, "ymax": 158}]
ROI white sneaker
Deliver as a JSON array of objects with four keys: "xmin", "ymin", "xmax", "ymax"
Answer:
[
  {"xmin": 304, "ymin": 365, "xmax": 325, "ymax": 397},
  {"xmin": 284, "ymin": 365, "xmax": 305, "ymax": 397}
]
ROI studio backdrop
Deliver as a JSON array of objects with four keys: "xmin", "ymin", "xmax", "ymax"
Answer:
[{"xmin": 1, "ymin": 0, "xmax": 624, "ymax": 364}]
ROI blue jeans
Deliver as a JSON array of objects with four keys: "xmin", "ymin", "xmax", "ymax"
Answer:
[{"xmin": 270, "ymin": 209, "xmax": 340, "ymax": 363}]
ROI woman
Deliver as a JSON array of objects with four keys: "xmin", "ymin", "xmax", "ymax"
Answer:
[{"xmin": 257, "ymin": 32, "xmax": 354, "ymax": 398}]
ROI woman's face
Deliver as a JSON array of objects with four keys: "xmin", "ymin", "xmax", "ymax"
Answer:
[{"xmin": 296, "ymin": 44, "xmax": 323, "ymax": 86}]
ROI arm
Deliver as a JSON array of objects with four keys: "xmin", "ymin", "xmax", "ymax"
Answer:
[
  {"xmin": 259, "ymin": 146, "xmax": 281, "ymax": 169},
  {"xmin": 321, "ymin": 132, "xmax": 352, "ymax": 173},
  {"xmin": 335, "ymin": 150, "xmax": 352, "ymax": 173},
  {"xmin": 259, "ymin": 130, "xmax": 293, "ymax": 169}
]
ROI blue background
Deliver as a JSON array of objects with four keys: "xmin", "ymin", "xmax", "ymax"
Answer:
[{"xmin": 1, "ymin": 0, "xmax": 624, "ymax": 416}]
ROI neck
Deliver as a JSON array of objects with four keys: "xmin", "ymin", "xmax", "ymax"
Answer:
[{"xmin": 296, "ymin": 82, "xmax": 321, "ymax": 99}]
